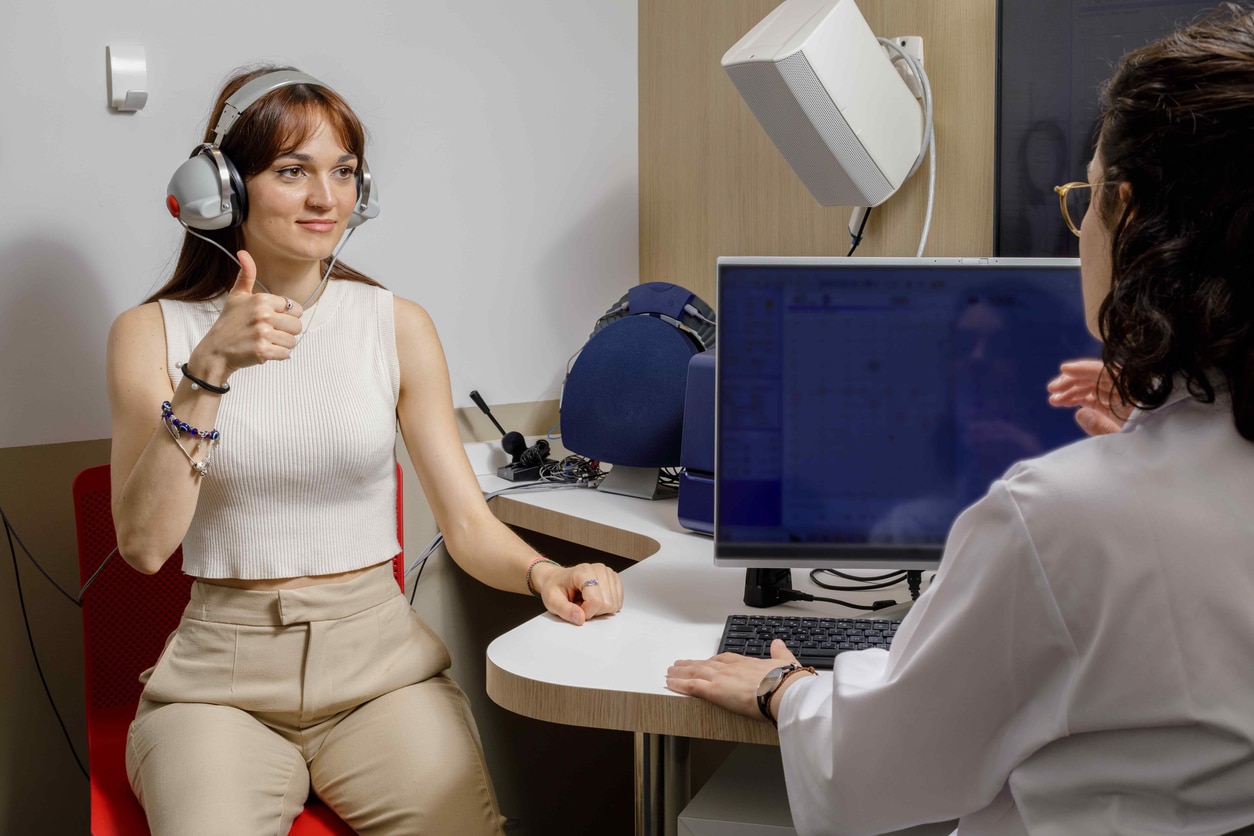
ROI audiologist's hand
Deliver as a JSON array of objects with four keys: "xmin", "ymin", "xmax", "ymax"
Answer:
[
  {"xmin": 188, "ymin": 250, "xmax": 305, "ymax": 381},
  {"xmin": 1047, "ymin": 359, "xmax": 1129, "ymax": 435},
  {"xmin": 530, "ymin": 561, "xmax": 624, "ymax": 626},
  {"xmin": 667, "ymin": 640, "xmax": 806, "ymax": 722}
]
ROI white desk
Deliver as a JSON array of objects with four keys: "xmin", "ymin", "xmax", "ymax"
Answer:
[{"xmin": 481, "ymin": 475, "xmax": 912, "ymax": 836}]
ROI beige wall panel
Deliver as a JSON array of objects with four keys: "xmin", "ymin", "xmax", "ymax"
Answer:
[
  {"xmin": 641, "ymin": 0, "xmax": 997, "ymax": 304},
  {"xmin": 0, "ymin": 439, "xmax": 108, "ymax": 834},
  {"xmin": 454, "ymin": 399, "xmax": 560, "ymax": 444}
]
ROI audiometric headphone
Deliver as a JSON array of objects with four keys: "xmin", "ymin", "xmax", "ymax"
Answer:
[
  {"xmin": 165, "ymin": 70, "xmax": 380, "ymax": 231},
  {"xmin": 557, "ymin": 282, "xmax": 717, "ymax": 469},
  {"xmin": 588, "ymin": 282, "xmax": 717, "ymax": 351}
]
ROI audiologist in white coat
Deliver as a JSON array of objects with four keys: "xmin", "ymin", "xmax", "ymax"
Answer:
[{"xmin": 667, "ymin": 7, "xmax": 1254, "ymax": 835}]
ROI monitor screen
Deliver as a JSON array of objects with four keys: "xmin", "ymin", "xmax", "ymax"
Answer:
[{"xmin": 714, "ymin": 257, "xmax": 1100, "ymax": 570}]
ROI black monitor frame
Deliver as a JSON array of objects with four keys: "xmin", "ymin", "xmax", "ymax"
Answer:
[{"xmin": 713, "ymin": 255, "xmax": 1094, "ymax": 574}]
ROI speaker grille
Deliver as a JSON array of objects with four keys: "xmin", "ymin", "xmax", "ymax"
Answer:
[{"xmin": 727, "ymin": 52, "xmax": 892, "ymax": 207}]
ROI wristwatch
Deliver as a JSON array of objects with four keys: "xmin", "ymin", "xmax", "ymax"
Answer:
[{"xmin": 756, "ymin": 663, "xmax": 817, "ymax": 727}]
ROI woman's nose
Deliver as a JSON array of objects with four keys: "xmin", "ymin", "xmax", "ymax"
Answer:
[{"xmin": 306, "ymin": 176, "xmax": 337, "ymax": 209}]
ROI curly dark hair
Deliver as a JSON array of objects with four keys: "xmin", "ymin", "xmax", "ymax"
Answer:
[{"xmin": 1096, "ymin": 3, "xmax": 1254, "ymax": 439}]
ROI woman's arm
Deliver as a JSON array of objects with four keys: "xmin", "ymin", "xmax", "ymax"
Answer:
[
  {"xmin": 107, "ymin": 253, "xmax": 301, "ymax": 573},
  {"xmin": 393, "ymin": 297, "xmax": 623, "ymax": 624},
  {"xmin": 108, "ymin": 302, "xmax": 219, "ymax": 572},
  {"xmin": 670, "ymin": 478, "xmax": 1078, "ymax": 834}
]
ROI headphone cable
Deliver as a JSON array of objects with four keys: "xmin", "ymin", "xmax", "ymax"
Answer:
[
  {"xmin": 179, "ymin": 223, "xmax": 355, "ymax": 301},
  {"xmin": 78, "ymin": 546, "xmax": 117, "ymax": 601},
  {"xmin": 405, "ymin": 481, "xmax": 598, "ymax": 601}
]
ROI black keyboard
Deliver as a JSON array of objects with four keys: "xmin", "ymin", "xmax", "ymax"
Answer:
[{"xmin": 717, "ymin": 614, "xmax": 901, "ymax": 670}]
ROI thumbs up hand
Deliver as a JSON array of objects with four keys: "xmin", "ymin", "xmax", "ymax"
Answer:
[{"xmin": 186, "ymin": 250, "xmax": 305, "ymax": 385}]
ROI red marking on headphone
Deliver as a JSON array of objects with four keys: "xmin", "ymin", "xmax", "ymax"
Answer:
[{"xmin": 165, "ymin": 195, "xmax": 180, "ymax": 218}]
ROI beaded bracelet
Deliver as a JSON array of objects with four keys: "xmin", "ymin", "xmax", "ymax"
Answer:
[
  {"xmin": 161, "ymin": 401, "xmax": 220, "ymax": 477},
  {"xmin": 161, "ymin": 401, "xmax": 220, "ymax": 441},
  {"xmin": 525, "ymin": 557, "xmax": 561, "ymax": 598},
  {"xmin": 179, "ymin": 362, "xmax": 230, "ymax": 395}
]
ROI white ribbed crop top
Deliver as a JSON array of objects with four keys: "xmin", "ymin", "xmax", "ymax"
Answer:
[{"xmin": 159, "ymin": 279, "xmax": 402, "ymax": 579}]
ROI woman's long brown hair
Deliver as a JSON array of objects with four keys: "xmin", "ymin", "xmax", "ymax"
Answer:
[{"xmin": 146, "ymin": 64, "xmax": 381, "ymax": 304}]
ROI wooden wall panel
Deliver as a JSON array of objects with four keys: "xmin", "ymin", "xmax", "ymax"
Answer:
[{"xmin": 640, "ymin": 0, "xmax": 998, "ymax": 304}]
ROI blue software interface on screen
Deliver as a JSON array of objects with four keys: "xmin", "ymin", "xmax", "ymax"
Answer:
[{"xmin": 717, "ymin": 262, "xmax": 1100, "ymax": 551}]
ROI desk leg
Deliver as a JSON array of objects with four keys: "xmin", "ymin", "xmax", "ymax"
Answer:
[{"xmin": 635, "ymin": 732, "xmax": 691, "ymax": 836}]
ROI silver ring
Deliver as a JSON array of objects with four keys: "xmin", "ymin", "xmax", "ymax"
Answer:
[
  {"xmin": 283, "ymin": 297, "xmax": 293, "ymax": 312},
  {"xmin": 582, "ymin": 579, "xmax": 599, "ymax": 588}
]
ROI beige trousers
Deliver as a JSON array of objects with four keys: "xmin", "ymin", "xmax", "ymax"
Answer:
[{"xmin": 125, "ymin": 563, "xmax": 505, "ymax": 836}]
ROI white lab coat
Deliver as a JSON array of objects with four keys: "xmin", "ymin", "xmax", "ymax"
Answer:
[{"xmin": 778, "ymin": 384, "xmax": 1254, "ymax": 836}]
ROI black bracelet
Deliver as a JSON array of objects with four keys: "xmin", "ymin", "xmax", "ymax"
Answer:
[{"xmin": 180, "ymin": 362, "xmax": 230, "ymax": 395}]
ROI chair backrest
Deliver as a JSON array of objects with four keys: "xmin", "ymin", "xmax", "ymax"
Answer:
[
  {"xmin": 73, "ymin": 463, "xmax": 406, "ymax": 715},
  {"xmin": 74, "ymin": 465, "xmax": 193, "ymax": 713}
]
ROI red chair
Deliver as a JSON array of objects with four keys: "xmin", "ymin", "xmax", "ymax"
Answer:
[{"xmin": 73, "ymin": 462, "xmax": 407, "ymax": 836}]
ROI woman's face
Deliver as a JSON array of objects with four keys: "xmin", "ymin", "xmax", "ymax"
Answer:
[
  {"xmin": 1079, "ymin": 153, "xmax": 1115, "ymax": 340},
  {"xmin": 241, "ymin": 120, "xmax": 358, "ymax": 274}
]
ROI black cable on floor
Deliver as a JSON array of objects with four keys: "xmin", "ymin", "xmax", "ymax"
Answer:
[{"xmin": 4, "ymin": 512, "xmax": 89, "ymax": 779}]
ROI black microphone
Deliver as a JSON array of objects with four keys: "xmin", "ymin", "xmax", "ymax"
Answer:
[
  {"xmin": 469, "ymin": 390, "xmax": 506, "ymax": 435},
  {"xmin": 470, "ymin": 390, "xmax": 526, "ymax": 462}
]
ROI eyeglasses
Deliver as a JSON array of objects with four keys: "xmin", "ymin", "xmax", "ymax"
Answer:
[{"xmin": 1053, "ymin": 181, "xmax": 1108, "ymax": 238}]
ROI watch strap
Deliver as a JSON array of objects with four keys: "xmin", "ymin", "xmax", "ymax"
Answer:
[{"xmin": 757, "ymin": 664, "xmax": 817, "ymax": 727}]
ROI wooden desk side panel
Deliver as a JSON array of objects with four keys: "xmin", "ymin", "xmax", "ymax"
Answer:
[
  {"xmin": 490, "ymin": 495, "xmax": 660, "ymax": 562},
  {"xmin": 640, "ymin": 0, "xmax": 997, "ymax": 304},
  {"xmin": 487, "ymin": 659, "xmax": 779, "ymax": 747}
]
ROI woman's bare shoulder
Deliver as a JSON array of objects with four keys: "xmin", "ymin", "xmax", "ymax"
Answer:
[
  {"xmin": 108, "ymin": 302, "xmax": 167, "ymax": 376},
  {"xmin": 392, "ymin": 295, "xmax": 441, "ymax": 347},
  {"xmin": 393, "ymin": 295, "xmax": 434, "ymax": 326},
  {"xmin": 110, "ymin": 301, "xmax": 164, "ymax": 338}
]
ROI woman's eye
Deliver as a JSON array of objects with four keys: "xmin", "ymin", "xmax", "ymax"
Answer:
[
  {"xmin": 277, "ymin": 167, "xmax": 303, "ymax": 178},
  {"xmin": 335, "ymin": 167, "xmax": 357, "ymax": 179}
]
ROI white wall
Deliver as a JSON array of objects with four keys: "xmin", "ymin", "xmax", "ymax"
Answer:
[{"xmin": 0, "ymin": 0, "xmax": 638, "ymax": 448}]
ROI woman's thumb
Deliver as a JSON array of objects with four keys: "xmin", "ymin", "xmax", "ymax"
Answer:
[
  {"xmin": 1076, "ymin": 407, "xmax": 1121, "ymax": 436},
  {"xmin": 230, "ymin": 250, "xmax": 256, "ymax": 295}
]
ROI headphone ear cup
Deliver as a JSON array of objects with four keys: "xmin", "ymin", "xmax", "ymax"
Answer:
[
  {"xmin": 223, "ymin": 154, "xmax": 247, "ymax": 226},
  {"xmin": 348, "ymin": 162, "xmax": 379, "ymax": 229},
  {"xmin": 166, "ymin": 148, "xmax": 247, "ymax": 230}
]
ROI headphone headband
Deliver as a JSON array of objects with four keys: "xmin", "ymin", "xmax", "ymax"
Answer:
[{"xmin": 210, "ymin": 70, "xmax": 327, "ymax": 147}]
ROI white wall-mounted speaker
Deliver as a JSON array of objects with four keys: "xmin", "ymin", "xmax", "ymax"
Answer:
[{"xmin": 722, "ymin": 0, "xmax": 923, "ymax": 207}]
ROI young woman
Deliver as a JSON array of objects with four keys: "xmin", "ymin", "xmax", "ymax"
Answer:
[
  {"xmin": 108, "ymin": 65, "xmax": 623, "ymax": 835},
  {"xmin": 667, "ymin": 8, "xmax": 1254, "ymax": 834}
]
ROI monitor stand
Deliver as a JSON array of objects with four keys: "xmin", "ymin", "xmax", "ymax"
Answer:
[
  {"xmin": 598, "ymin": 465, "xmax": 675, "ymax": 500},
  {"xmin": 743, "ymin": 568, "xmax": 793, "ymax": 608}
]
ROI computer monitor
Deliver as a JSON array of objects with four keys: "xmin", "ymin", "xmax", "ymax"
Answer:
[{"xmin": 714, "ymin": 256, "xmax": 1099, "ymax": 573}]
